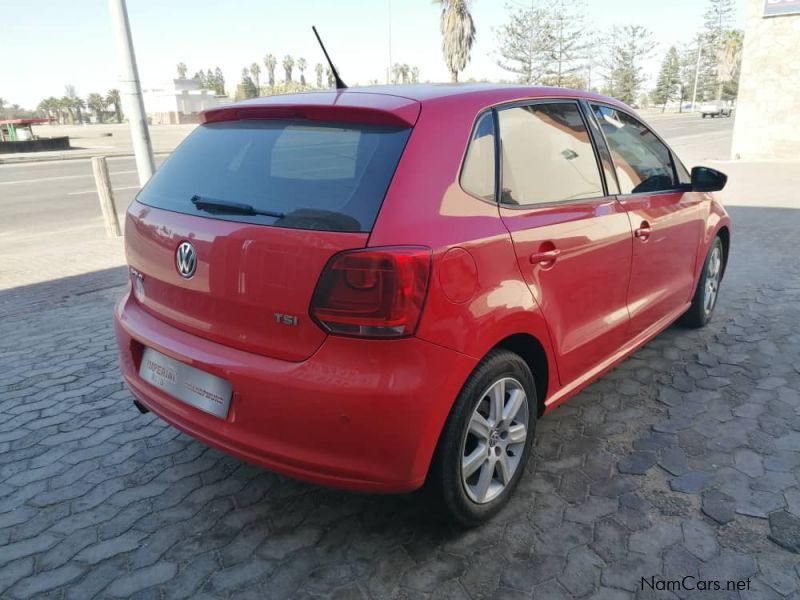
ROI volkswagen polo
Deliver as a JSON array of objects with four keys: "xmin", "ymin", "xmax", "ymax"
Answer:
[{"xmin": 114, "ymin": 85, "xmax": 731, "ymax": 525}]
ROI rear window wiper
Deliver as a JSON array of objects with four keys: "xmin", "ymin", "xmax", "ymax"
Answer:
[{"xmin": 190, "ymin": 195, "xmax": 285, "ymax": 219}]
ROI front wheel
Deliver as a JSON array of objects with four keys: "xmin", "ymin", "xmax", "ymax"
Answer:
[
  {"xmin": 427, "ymin": 349, "xmax": 536, "ymax": 527},
  {"xmin": 682, "ymin": 236, "xmax": 724, "ymax": 328}
]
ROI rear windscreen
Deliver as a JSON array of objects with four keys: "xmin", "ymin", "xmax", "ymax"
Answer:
[{"xmin": 136, "ymin": 120, "xmax": 411, "ymax": 232}]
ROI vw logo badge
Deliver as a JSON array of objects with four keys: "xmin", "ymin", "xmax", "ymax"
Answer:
[{"xmin": 176, "ymin": 241, "xmax": 197, "ymax": 279}]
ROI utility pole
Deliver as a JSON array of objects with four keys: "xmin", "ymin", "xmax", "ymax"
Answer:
[
  {"xmin": 691, "ymin": 40, "xmax": 702, "ymax": 112},
  {"xmin": 387, "ymin": 0, "xmax": 393, "ymax": 84},
  {"xmin": 109, "ymin": 0, "xmax": 154, "ymax": 186}
]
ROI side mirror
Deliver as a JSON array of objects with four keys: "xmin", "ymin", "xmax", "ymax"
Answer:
[{"xmin": 691, "ymin": 166, "xmax": 727, "ymax": 192}]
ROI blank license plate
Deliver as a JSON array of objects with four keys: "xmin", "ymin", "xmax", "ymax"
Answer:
[{"xmin": 139, "ymin": 347, "xmax": 232, "ymax": 419}]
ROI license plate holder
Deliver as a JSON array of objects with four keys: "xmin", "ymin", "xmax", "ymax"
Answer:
[{"xmin": 138, "ymin": 347, "xmax": 232, "ymax": 419}]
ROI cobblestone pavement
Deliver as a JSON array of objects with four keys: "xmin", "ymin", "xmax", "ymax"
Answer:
[{"xmin": 1, "ymin": 200, "xmax": 800, "ymax": 599}]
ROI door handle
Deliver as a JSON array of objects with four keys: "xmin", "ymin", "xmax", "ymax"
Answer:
[
  {"xmin": 634, "ymin": 222, "xmax": 652, "ymax": 240},
  {"xmin": 529, "ymin": 249, "xmax": 560, "ymax": 265}
]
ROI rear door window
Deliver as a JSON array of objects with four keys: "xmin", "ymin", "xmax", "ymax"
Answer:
[
  {"xmin": 497, "ymin": 102, "xmax": 604, "ymax": 206},
  {"xmin": 137, "ymin": 120, "xmax": 411, "ymax": 232},
  {"xmin": 460, "ymin": 112, "xmax": 496, "ymax": 201},
  {"xmin": 590, "ymin": 104, "xmax": 677, "ymax": 194}
]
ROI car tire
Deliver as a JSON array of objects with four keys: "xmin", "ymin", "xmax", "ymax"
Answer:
[
  {"xmin": 427, "ymin": 349, "xmax": 537, "ymax": 527},
  {"xmin": 681, "ymin": 236, "xmax": 725, "ymax": 328},
  {"xmin": 702, "ymin": 114, "xmax": 707, "ymax": 119}
]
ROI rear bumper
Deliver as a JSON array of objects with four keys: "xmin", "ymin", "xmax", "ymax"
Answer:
[{"xmin": 114, "ymin": 292, "xmax": 476, "ymax": 493}]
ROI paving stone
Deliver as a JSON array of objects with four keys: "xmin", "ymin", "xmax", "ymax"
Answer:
[
  {"xmin": 670, "ymin": 471, "xmax": 713, "ymax": 494},
  {"xmin": 9, "ymin": 563, "xmax": 85, "ymax": 599},
  {"xmin": 767, "ymin": 510, "xmax": 800, "ymax": 553},
  {"xmin": 658, "ymin": 447, "xmax": 690, "ymax": 476},
  {"xmin": 400, "ymin": 553, "xmax": 465, "ymax": 593},
  {"xmin": 105, "ymin": 562, "xmax": 177, "ymax": 598},
  {"xmin": 681, "ymin": 519, "xmax": 719, "ymax": 561},
  {"xmin": 734, "ymin": 449, "xmax": 764, "ymax": 478},
  {"xmin": 629, "ymin": 522, "xmax": 682, "ymax": 556},
  {"xmin": 618, "ymin": 452, "xmax": 657, "ymax": 475},
  {"xmin": 702, "ymin": 490, "xmax": 736, "ymax": 525}
]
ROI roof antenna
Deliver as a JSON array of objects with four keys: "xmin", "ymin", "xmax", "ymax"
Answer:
[{"xmin": 312, "ymin": 26, "xmax": 347, "ymax": 90}]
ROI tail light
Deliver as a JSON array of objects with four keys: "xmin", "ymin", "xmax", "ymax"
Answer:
[{"xmin": 310, "ymin": 246, "xmax": 432, "ymax": 338}]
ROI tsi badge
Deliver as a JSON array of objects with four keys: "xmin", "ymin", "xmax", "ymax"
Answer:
[{"xmin": 274, "ymin": 313, "xmax": 299, "ymax": 327}]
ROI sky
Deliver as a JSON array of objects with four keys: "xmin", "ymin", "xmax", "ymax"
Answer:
[{"xmin": 1, "ymin": 0, "xmax": 747, "ymax": 109}]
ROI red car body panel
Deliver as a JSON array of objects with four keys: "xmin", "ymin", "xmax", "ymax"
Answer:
[{"xmin": 114, "ymin": 84, "xmax": 732, "ymax": 493}]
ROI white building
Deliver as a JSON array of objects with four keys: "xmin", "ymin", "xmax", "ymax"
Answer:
[{"xmin": 142, "ymin": 78, "xmax": 228, "ymax": 125}]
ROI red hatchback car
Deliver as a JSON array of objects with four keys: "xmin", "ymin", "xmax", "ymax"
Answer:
[{"xmin": 115, "ymin": 85, "xmax": 731, "ymax": 525}]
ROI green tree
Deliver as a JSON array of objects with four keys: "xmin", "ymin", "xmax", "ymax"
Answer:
[
  {"xmin": 495, "ymin": 2, "xmax": 550, "ymax": 84},
  {"xmin": 0, "ymin": 97, "xmax": 5, "ymax": 116},
  {"xmin": 236, "ymin": 68, "xmax": 258, "ymax": 100},
  {"xmin": 700, "ymin": 0, "xmax": 735, "ymax": 100},
  {"xmin": 249, "ymin": 63, "xmax": 261, "ymax": 92},
  {"xmin": 716, "ymin": 30, "xmax": 743, "ymax": 100},
  {"xmin": 411, "ymin": 66, "xmax": 420, "ymax": 83},
  {"xmin": 652, "ymin": 47, "xmax": 681, "ymax": 111},
  {"xmin": 192, "ymin": 70, "xmax": 206, "ymax": 87},
  {"xmin": 434, "ymin": 0, "xmax": 476, "ymax": 82},
  {"xmin": 176, "ymin": 62, "xmax": 188, "ymax": 79},
  {"xmin": 601, "ymin": 25, "xmax": 653, "ymax": 104},
  {"xmin": 64, "ymin": 85, "xmax": 84, "ymax": 124},
  {"xmin": 264, "ymin": 54, "xmax": 277, "ymax": 88},
  {"xmin": 213, "ymin": 67, "xmax": 227, "ymax": 96},
  {"xmin": 283, "ymin": 55, "xmax": 295, "ymax": 84},
  {"xmin": 315, "ymin": 63, "xmax": 324, "ymax": 87},
  {"xmin": 87, "ymin": 92, "xmax": 106, "ymax": 122},
  {"xmin": 677, "ymin": 40, "xmax": 700, "ymax": 112},
  {"xmin": 106, "ymin": 89, "xmax": 122, "ymax": 123},
  {"xmin": 297, "ymin": 58, "xmax": 307, "ymax": 86},
  {"xmin": 542, "ymin": 0, "xmax": 587, "ymax": 87}
]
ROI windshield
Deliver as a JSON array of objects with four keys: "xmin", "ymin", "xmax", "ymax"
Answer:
[{"xmin": 137, "ymin": 120, "xmax": 411, "ymax": 232}]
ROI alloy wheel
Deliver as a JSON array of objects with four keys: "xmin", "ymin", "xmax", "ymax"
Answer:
[
  {"xmin": 461, "ymin": 377, "xmax": 529, "ymax": 504},
  {"xmin": 704, "ymin": 244, "xmax": 722, "ymax": 315}
]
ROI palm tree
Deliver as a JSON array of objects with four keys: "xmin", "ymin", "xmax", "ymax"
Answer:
[
  {"xmin": 176, "ymin": 62, "xmax": 188, "ymax": 79},
  {"xmin": 315, "ymin": 63, "xmax": 324, "ymax": 88},
  {"xmin": 106, "ymin": 89, "xmax": 122, "ymax": 123},
  {"xmin": 264, "ymin": 54, "xmax": 277, "ymax": 88},
  {"xmin": 250, "ymin": 63, "xmax": 261, "ymax": 93},
  {"xmin": 434, "ymin": 0, "xmax": 476, "ymax": 82},
  {"xmin": 411, "ymin": 66, "xmax": 420, "ymax": 83},
  {"xmin": 297, "ymin": 58, "xmax": 307, "ymax": 86},
  {"xmin": 72, "ymin": 97, "xmax": 86, "ymax": 124},
  {"xmin": 326, "ymin": 67, "xmax": 335, "ymax": 87},
  {"xmin": 87, "ymin": 93, "xmax": 106, "ymax": 123},
  {"xmin": 283, "ymin": 55, "xmax": 295, "ymax": 84},
  {"xmin": 716, "ymin": 30, "xmax": 743, "ymax": 100},
  {"xmin": 58, "ymin": 97, "xmax": 73, "ymax": 124}
]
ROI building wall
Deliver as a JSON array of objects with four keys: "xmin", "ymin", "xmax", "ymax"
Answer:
[{"xmin": 731, "ymin": 0, "xmax": 800, "ymax": 159}]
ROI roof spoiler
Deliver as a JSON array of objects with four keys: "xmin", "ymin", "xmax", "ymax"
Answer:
[{"xmin": 200, "ymin": 102, "xmax": 419, "ymax": 128}]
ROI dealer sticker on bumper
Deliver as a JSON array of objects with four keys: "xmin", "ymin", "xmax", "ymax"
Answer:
[{"xmin": 139, "ymin": 347, "xmax": 233, "ymax": 419}]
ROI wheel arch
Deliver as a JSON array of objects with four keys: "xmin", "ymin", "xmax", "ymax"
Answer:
[
  {"xmin": 716, "ymin": 225, "xmax": 731, "ymax": 279},
  {"xmin": 493, "ymin": 333, "xmax": 550, "ymax": 416}
]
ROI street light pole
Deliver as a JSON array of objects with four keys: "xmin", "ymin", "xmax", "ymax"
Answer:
[
  {"xmin": 691, "ymin": 40, "xmax": 703, "ymax": 113},
  {"xmin": 109, "ymin": 0, "xmax": 154, "ymax": 186}
]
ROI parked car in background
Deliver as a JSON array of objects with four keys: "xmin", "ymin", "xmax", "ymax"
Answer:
[
  {"xmin": 115, "ymin": 84, "xmax": 732, "ymax": 526},
  {"xmin": 700, "ymin": 100, "xmax": 733, "ymax": 118}
]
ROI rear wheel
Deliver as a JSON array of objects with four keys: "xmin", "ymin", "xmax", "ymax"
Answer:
[
  {"xmin": 682, "ymin": 237, "xmax": 724, "ymax": 328},
  {"xmin": 428, "ymin": 349, "xmax": 536, "ymax": 527}
]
